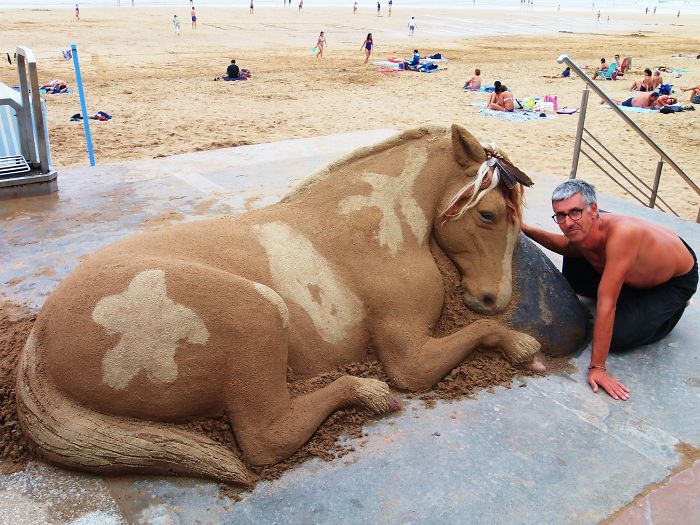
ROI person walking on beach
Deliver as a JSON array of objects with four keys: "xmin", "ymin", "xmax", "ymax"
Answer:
[
  {"xmin": 408, "ymin": 16, "xmax": 417, "ymax": 36},
  {"xmin": 191, "ymin": 7, "xmax": 197, "ymax": 28},
  {"xmin": 299, "ymin": 0, "xmax": 303, "ymax": 12},
  {"xmin": 596, "ymin": 11, "xmax": 600, "ymax": 22},
  {"xmin": 316, "ymin": 31, "xmax": 326, "ymax": 58},
  {"xmin": 250, "ymin": 1, "xmax": 254, "ymax": 14},
  {"xmin": 172, "ymin": 14, "xmax": 181, "ymax": 35},
  {"xmin": 353, "ymin": 2, "xmax": 357, "ymax": 14},
  {"xmin": 377, "ymin": 2, "xmax": 381, "ymax": 16},
  {"xmin": 522, "ymin": 180, "xmax": 697, "ymax": 400},
  {"xmin": 75, "ymin": 4, "xmax": 80, "ymax": 21},
  {"xmin": 388, "ymin": 0, "xmax": 392, "ymax": 16},
  {"xmin": 361, "ymin": 33, "xmax": 374, "ymax": 64}
]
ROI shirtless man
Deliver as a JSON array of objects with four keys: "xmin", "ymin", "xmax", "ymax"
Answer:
[
  {"xmin": 610, "ymin": 91, "xmax": 659, "ymax": 108},
  {"xmin": 522, "ymin": 180, "xmax": 697, "ymax": 400},
  {"xmin": 487, "ymin": 84, "xmax": 515, "ymax": 111},
  {"xmin": 464, "ymin": 68, "xmax": 482, "ymax": 90}
]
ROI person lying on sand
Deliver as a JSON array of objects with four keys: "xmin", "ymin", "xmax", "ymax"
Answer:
[
  {"xmin": 607, "ymin": 91, "xmax": 660, "ymax": 108},
  {"xmin": 464, "ymin": 68, "xmax": 482, "ymax": 89},
  {"xmin": 487, "ymin": 84, "xmax": 515, "ymax": 112},
  {"xmin": 653, "ymin": 95, "xmax": 677, "ymax": 107},
  {"xmin": 672, "ymin": 53, "xmax": 700, "ymax": 59},
  {"xmin": 40, "ymin": 79, "xmax": 68, "ymax": 93},
  {"xmin": 629, "ymin": 68, "xmax": 653, "ymax": 91}
]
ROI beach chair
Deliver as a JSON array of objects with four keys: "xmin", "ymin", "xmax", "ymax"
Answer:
[
  {"xmin": 618, "ymin": 56, "xmax": 632, "ymax": 76},
  {"xmin": 594, "ymin": 62, "xmax": 618, "ymax": 80}
]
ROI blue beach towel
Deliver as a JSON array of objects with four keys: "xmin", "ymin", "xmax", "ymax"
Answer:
[
  {"xmin": 478, "ymin": 109, "xmax": 554, "ymax": 121},
  {"xmin": 464, "ymin": 85, "xmax": 495, "ymax": 92},
  {"xmin": 601, "ymin": 104, "xmax": 656, "ymax": 114}
]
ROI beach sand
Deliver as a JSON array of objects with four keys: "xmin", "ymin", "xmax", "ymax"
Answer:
[{"xmin": 1, "ymin": 6, "xmax": 699, "ymax": 219}]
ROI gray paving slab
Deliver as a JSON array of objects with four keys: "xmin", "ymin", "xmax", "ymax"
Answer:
[{"xmin": 1, "ymin": 130, "xmax": 699, "ymax": 525}]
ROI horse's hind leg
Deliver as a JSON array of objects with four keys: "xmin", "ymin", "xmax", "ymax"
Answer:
[{"xmin": 222, "ymin": 282, "xmax": 400, "ymax": 466}]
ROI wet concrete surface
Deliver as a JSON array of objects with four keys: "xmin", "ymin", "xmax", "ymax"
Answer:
[{"xmin": 1, "ymin": 130, "xmax": 699, "ymax": 525}]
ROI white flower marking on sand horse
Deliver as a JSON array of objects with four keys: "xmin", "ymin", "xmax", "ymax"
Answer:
[
  {"xmin": 92, "ymin": 269, "xmax": 210, "ymax": 390},
  {"xmin": 338, "ymin": 146, "xmax": 429, "ymax": 255}
]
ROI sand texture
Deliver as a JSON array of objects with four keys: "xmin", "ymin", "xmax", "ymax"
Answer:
[{"xmin": 1, "ymin": 6, "xmax": 699, "ymax": 218}]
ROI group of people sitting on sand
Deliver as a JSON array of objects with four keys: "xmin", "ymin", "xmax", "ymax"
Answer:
[
  {"xmin": 487, "ymin": 81, "xmax": 515, "ymax": 112},
  {"xmin": 629, "ymin": 68, "xmax": 664, "ymax": 92},
  {"xmin": 591, "ymin": 53, "xmax": 630, "ymax": 80}
]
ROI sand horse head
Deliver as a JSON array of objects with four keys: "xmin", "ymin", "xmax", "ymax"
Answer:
[{"xmin": 434, "ymin": 126, "xmax": 530, "ymax": 315}]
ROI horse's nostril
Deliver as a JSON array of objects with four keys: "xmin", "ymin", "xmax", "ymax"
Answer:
[{"xmin": 482, "ymin": 294, "xmax": 496, "ymax": 308}]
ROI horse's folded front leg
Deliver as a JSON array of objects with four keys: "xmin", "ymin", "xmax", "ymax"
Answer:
[{"xmin": 374, "ymin": 318, "xmax": 541, "ymax": 392}]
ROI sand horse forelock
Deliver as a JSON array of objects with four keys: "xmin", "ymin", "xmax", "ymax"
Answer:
[{"xmin": 17, "ymin": 124, "xmax": 541, "ymax": 486}]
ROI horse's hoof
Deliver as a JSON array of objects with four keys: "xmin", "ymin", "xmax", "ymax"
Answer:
[
  {"xmin": 501, "ymin": 331, "xmax": 541, "ymax": 364},
  {"xmin": 351, "ymin": 377, "xmax": 400, "ymax": 414}
]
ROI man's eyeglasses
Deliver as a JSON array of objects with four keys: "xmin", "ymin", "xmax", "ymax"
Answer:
[{"xmin": 552, "ymin": 208, "xmax": 584, "ymax": 224}]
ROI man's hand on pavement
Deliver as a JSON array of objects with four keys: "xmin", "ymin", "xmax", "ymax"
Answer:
[{"xmin": 588, "ymin": 368, "xmax": 630, "ymax": 400}]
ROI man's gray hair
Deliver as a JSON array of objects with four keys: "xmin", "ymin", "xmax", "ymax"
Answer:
[{"xmin": 552, "ymin": 180, "xmax": 597, "ymax": 207}]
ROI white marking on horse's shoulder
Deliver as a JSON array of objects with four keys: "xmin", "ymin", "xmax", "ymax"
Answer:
[
  {"xmin": 337, "ymin": 146, "xmax": 429, "ymax": 255},
  {"xmin": 496, "ymin": 224, "xmax": 518, "ymax": 310},
  {"xmin": 253, "ymin": 282, "xmax": 289, "ymax": 328},
  {"xmin": 92, "ymin": 269, "xmax": 210, "ymax": 390},
  {"xmin": 253, "ymin": 221, "xmax": 364, "ymax": 345}
]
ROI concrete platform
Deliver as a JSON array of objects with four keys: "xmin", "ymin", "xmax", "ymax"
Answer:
[{"xmin": 1, "ymin": 130, "xmax": 699, "ymax": 525}]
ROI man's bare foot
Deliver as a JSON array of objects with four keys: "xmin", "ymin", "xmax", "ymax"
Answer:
[{"xmin": 525, "ymin": 351, "xmax": 548, "ymax": 373}]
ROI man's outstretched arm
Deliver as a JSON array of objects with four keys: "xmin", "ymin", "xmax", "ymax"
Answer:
[{"xmin": 520, "ymin": 222, "xmax": 579, "ymax": 257}]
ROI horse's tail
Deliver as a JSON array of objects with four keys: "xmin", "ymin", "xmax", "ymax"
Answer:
[{"xmin": 16, "ymin": 327, "xmax": 252, "ymax": 486}]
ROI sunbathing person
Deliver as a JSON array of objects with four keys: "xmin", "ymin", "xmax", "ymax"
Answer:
[
  {"xmin": 652, "ymin": 70, "xmax": 664, "ymax": 89},
  {"xmin": 488, "ymin": 85, "xmax": 515, "ymax": 112},
  {"xmin": 680, "ymin": 83, "xmax": 700, "ymax": 101},
  {"xmin": 653, "ymin": 95, "xmax": 678, "ymax": 107},
  {"xmin": 464, "ymin": 68, "xmax": 482, "ymax": 89},
  {"xmin": 672, "ymin": 53, "xmax": 700, "ymax": 59},
  {"xmin": 630, "ymin": 68, "xmax": 653, "ymax": 91},
  {"xmin": 609, "ymin": 92, "xmax": 660, "ymax": 108},
  {"xmin": 40, "ymin": 79, "xmax": 68, "ymax": 93},
  {"xmin": 486, "ymin": 81, "xmax": 502, "ymax": 105}
]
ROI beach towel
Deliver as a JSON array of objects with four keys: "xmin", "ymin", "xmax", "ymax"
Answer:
[
  {"xmin": 465, "ymin": 101, "xmax": 487, "ymax": 108},
  {"xmin": 601, "ymin": 104, "xmax": 656, "ymax": 114},
  {"xmin": 478, "ymin": 109, "xmax": 554, "ymax": 122},
  {"xmin": 373, "ymin": 60, "xmax": 401, "ymax": 68},
  {"xmin": 464, "ymin": 85, "xmax": 495, "ymax": 92},
  {"xmin": 39, "ymin": 88, "xmax": 73, "ymax": 95}
]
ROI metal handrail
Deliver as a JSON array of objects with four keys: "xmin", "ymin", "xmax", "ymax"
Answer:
[{"xmin": 558, "ymin": 55, "xmax": 700, "ymax": 223}]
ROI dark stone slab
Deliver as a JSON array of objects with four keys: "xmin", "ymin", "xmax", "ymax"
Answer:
[{"xmin": 507, "ymin": 235, "xmax": 590, "ymax": 356}]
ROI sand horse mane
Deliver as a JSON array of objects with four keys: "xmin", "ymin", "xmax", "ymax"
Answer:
[{"xmin": 441, "ymin": 148, "xmax": 525, "ymax": 225}]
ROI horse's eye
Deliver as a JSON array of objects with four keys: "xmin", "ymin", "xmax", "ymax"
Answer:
[{"xmin": 479, "ymin": 211, "xmax": 495, "ymax": 224}]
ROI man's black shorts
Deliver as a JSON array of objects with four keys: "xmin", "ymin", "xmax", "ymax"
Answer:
[{"xmin": 562, "ymin": 239, "xmax": 698, "ymax": 352}]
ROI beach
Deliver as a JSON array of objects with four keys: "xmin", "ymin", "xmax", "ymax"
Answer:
[{"xmin": 1, "ymin": 5, "xmax": 699, "ymax": 218}]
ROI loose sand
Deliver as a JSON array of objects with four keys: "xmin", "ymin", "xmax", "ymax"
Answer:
[{"xmin": 1, "ymin": 6, "xmax": 699, "ymax": 219}]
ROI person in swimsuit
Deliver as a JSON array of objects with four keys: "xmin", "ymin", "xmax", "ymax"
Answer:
[
  {"xmin": 361, "ymin": 33, "xmax": 373, "ymax": 64},
  {"xmin": 522, "ymin": 180, "xmax": 697, "ymax": 400},
  {"xmin": 488, "ymin": 84, "xmax": 515, "ymax": 112},
  {"xmin": 611, "ymin": 92, "xmax": 659, "ymax": 108},
  {"xmin": 653, "ymin": 95, "xmax": 678, "ymax": 107},
  {"xmin": 353, "ymin": 2, "xmax": 357, "ymax": 14},
  {"xmin": 316, "ymin": 31, "xmax": 326, "ymax": 58},
  {"xmin": 250, "ymin": 1, "xmax": 254, "ymax": 14},
  {"xmin": 680, "ymin": 83, "xmax": 700, "ymax": 101},
  {"xmin": 191, "ymin": 7, "xmax": 197, "ymax": 28},
  {"xmin": 464, "ymin": 68, "xmax": 482, "ymax": 90},
  {"xmin": 75, "ymin": 4, "xmax": 80, "ymax": 21},
  {"xmin": 630, "ymin": 68, "xmax": 653, "ymax": 91},
  {"xmin": 652, "ymin": 70, "xmax": 664, "ymax": 90},
  {"xmin": 486, "ymin": 81, "xmax": 501, "ymax": 105}
]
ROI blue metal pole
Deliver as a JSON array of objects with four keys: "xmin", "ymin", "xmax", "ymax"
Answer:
[{"xmin": 71, "ymin": 43, "xmax": 95, "ymax": 166}]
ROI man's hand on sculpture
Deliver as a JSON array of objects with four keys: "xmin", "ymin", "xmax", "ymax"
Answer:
[{"xmin": 588, "ymin": 368, "xmax": 630, "ymax": 400}]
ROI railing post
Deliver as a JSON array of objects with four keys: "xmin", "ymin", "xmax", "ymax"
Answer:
[
  {"xmin": 649, "ymin": 158, "xmax": 664, "ymax": 209},
  {"xmin": 570, "ymin": 86, "xmax": 589, "ymax": 179}
]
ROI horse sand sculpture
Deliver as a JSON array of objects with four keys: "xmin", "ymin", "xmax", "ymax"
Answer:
[{"xmin": 17, "ymin": 124, "xmax": 542, "ymax": 486}]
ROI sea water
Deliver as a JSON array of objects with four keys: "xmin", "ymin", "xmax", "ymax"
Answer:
[{"xmin": 6, "ymin": 0, "xmax": 700, "ymax": 15}]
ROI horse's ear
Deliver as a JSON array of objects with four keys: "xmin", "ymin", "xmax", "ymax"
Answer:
[{"xmin": 451, "ymin": 124, "xmax": 486, "ymax": 168}]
